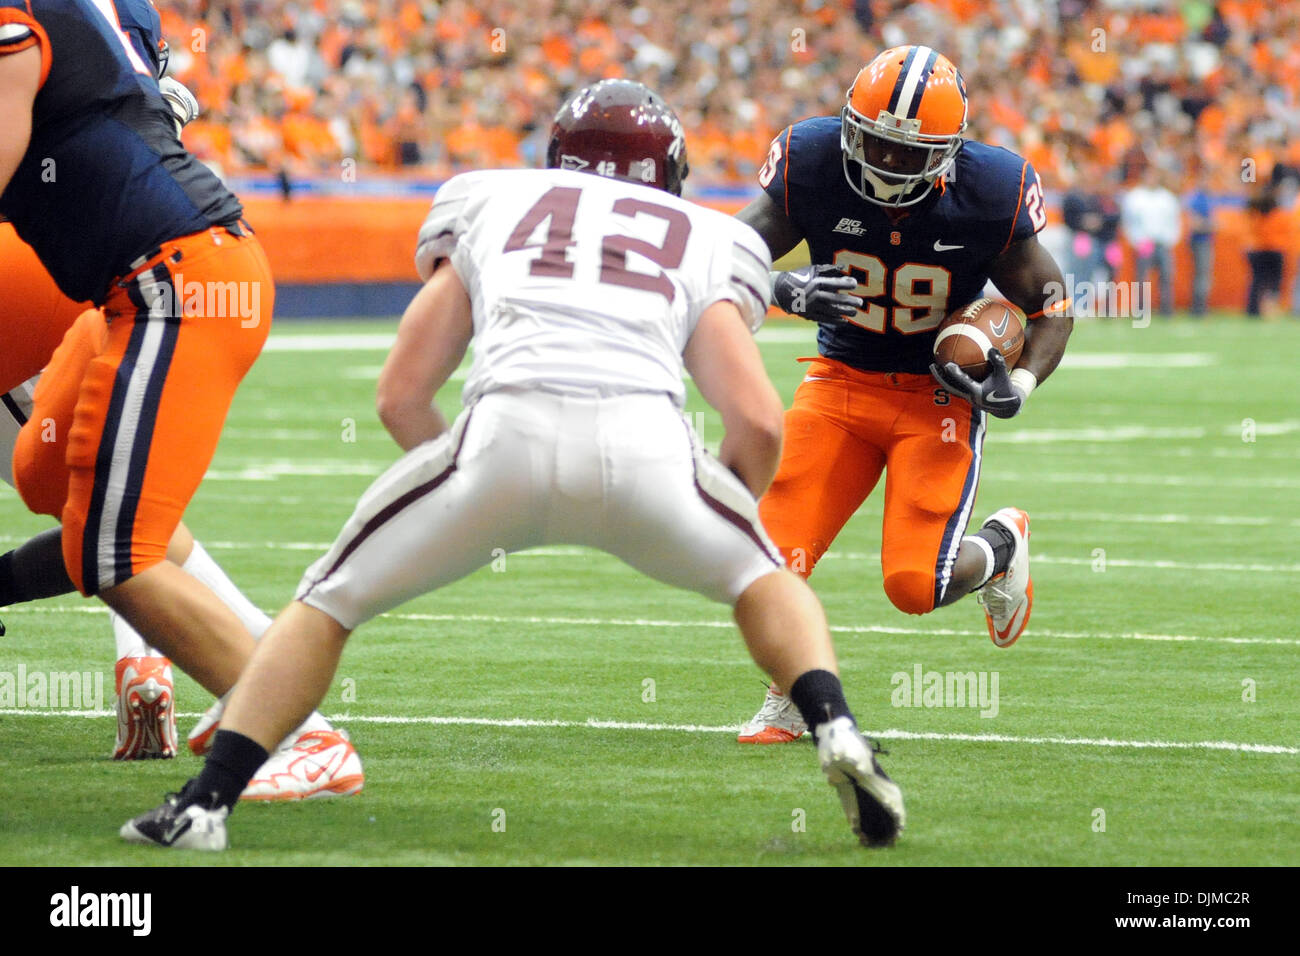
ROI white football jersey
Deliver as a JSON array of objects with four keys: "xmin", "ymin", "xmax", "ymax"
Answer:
[{"xmin": 415, "ymin": 168, "xmax": 772, "ymax": 408}]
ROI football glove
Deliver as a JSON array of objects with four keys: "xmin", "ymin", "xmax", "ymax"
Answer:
[
  {"xmin": 771, "ymin": 264, "xmax": 863, "ymax": 324},
  {"xmin": 930, "ymin": 348, "xmax": 1027, "ymax": 419},
  {"xmin": 159, "ymin": 77, "xmax": 200, "ymax": 136}
]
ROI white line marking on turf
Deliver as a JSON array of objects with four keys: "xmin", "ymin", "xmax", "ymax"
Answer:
[
  {"xmin": 1057, "ymin": 352, "xmax": 1215, "ymax": 369},
  {"xmin": 2, "ymin": 708, "xmax": 1291, "ymax": 754},
  {"xmin": 384, "ymin": 612, "xmax": 1300, "ymax": 646},
  {"xmin": 4, "ymin": 605, "xmax": 1295, "ymax": 646},
  {"xmin": 3, "ymin": 536, "xmax": 1274, "ymax": 575},
  {"xmin": 995, "ymin": 420, "xmax": 1300, "ymax": 444},
  {"xmin": 263, "ymin": 333, "xmax": 396, "ymax": 351}
]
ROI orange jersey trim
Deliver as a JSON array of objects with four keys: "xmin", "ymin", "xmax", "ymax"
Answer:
[
  {"xmin": 1000, "ymin": 160, "xmax": 1030, "ymax": 255},
  {"xmin": 781, "ymin": 125, "xmax": 793, "ymax": 218},
  {"xmin": 0, "ymin": 7, "xmax": 51, "ymax": 90},
  {"xmin": 1024, "ymin": 296, "xmax": 1072, "ymax": 320}
]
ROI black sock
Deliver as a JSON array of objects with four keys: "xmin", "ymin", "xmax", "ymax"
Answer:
[
  {"xmin": 975, "ymin": 523, "xmax": 1015, "ymax": 579},
  {"xmin": 789, "ymin": 669, "xmax": 854, "ymax": 736},
  {"xmin": 0, "ymin": 551, "xmax": 15, "ymax": 607},
  {"xmin": 0, "ymin": 527, "xmax": 76, "ymax": 606},
  {"xmin": 186, "ymin": 730, "xmax": 269, "ymax": 812}
]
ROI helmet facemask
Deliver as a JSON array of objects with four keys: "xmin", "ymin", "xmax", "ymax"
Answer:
[{"xmin": 840, "ymin": 99, "xmax": 965, "ymax": 208}]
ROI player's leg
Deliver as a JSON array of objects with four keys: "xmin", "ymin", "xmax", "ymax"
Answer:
[
  {"xmin": 585, "ymin": 395, "xmax": 903, "ymax": 846},
  {"xmin": 0, "ymin": 224, "xmax": 91, "ymax": 396},
  {"xmin": 56, "ymin": 232, "xmax": 271, "ymax": 694},
  {"xmin": 742, "ymin": 366, "xmax": 886, "ymax": 741},
  {"xmin": 8, "ymin": 303, "xmax": 251, "ymax": 691},
  {"xmin": 879, "ymin": 389, "xmax": 1032, "ymax": 645},
  {"xmin": 2, "ymin": 315, "xmax": 329, "ymax": 763},
  {"xmin": 122, "ymin": 396, "xmax": 540, "ymax": 843},
  {"xmin": 758, "ymin": 373, "xmax": 886, "ymax": 578},
  {"xmin": 732, "ymin": 569, "xmax": 904, "ymax": 847}
]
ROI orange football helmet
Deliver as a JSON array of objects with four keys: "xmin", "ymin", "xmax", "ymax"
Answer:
[{"xmin": 841, "ymin": 45, "xmax": 968, "ymax": 207}]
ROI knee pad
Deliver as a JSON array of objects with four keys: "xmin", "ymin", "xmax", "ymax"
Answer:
[{"xmin": 883, "ymin": 570, "xmax": 935, "ymax": 616}]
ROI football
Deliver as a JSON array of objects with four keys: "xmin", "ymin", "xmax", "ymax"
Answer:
[{"xmin": 932, "ymin": 298, "xmax": 1026, "ymax": 380}]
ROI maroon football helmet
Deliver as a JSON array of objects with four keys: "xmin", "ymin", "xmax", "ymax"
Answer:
[{"xmin": 546, "ymin": 80, "xmax": 689, "ymax": 196}]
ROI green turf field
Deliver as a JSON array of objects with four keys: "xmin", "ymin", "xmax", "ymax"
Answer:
[{"xmin": 1, "ymin": 315, "xmax": 1296, "ymax": 866}]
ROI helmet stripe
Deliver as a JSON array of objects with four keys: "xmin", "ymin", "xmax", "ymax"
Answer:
[
  {"xmin": 890, "ymin": 45, "xmax": 936, "ymax": 120},
  {"xmin": 885, "ymin": 46, "xmax": 919, "ymax": 115},
  {"xmin": 905, "ymin": 48, "xmax": 939, "ymax": 119}
]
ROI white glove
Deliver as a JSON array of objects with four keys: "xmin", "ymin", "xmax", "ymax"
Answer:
[{"xmin": 158, "ymin": 76, "xmax": 200, "ymax": 136}]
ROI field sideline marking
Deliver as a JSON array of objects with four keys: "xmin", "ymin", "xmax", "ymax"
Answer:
[
  {"xmin": 1, "ymin": 708, "xmax": 1292, "ymax": 755},
  {"xmin": 3, "ymin": 604, "xmax": 1295, "ymax": 645}
]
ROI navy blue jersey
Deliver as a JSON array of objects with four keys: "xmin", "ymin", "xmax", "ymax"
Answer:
[
  {"xmin": 116, "ymin": 0, "xmax": 163, "ymax": 76},
  {"xmin": 0, "ymin": 0, "xmax": 241, "ymax": 305},
  {"xmin": 761, "ymin": 116, "xmax": 1045, "ymax": 374}
]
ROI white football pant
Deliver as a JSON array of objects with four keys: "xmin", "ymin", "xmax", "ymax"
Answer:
[{"xmin": 297, "ymin": 389, "xmax": 783, "ymax": 629}]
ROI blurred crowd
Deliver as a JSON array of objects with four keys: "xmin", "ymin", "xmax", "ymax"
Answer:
[{"xmin": 161, "ymin": 0, "xmax": 1298, "ymax": 313}]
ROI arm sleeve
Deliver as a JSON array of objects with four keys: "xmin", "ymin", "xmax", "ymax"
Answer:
[
  {"xmin": 0, "ymin": 5, "xmax": 50, "ymax": 88},
  {"xmin": 414, "ymin": 173, "xmax": 478, "ymax": 282},
  {"xmin": 702, "ymin": 222, "xmax": 773, "ymax": 333},
  {"xmin": 1009, "ymin": 160, "xmax": 1047, "ymax": 244},
  {"xmin": 757, "ymin": 126, "xmax": 795, "ymax": 217}
]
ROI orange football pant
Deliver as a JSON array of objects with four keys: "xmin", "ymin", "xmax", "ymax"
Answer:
[
  {"xmin": 13, "ymin": 224, "xmax": 273, "ymax": 595},
  {"xmin": 758, "ymin": 356, "xmax": 986, "ymax": 615},
  {"xmin": 0, "ymin": 222, "xmax": 93, "ymax": 394}
]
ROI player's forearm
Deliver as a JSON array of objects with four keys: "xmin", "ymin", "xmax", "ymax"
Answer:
[
  {"xmin": 1017, "ymin": 313, "xmax": 1072, "ymax": 385},
  {"xmin": 377, "ymin": 397, "xmax": 449, "ymax": 453},
  {"xmin": 718, "ymin": 422, "xmax": 782, "ymax": 499}
]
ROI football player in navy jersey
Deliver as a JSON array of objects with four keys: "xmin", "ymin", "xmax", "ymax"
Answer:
[
  {"xmin": 0, "ymin": 0, "xmax": 362, "ymax": 792},
  {"xmin": 736, "ymin": 46, "xmax": 1074, "ymax": 743}
]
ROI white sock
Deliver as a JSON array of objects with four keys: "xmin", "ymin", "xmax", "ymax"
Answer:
[
  {"xmin": 111, "ymin": 609, "xmax": 161, "ymax": 660},
  {"xmin": 182, "ymin": 540, "xmax": 272, "ymax": 639},
  {"xmin": 964, "ymin": 535, "xmax": 996, "ymax": 589}
]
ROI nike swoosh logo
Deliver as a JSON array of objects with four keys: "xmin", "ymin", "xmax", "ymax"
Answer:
[
  {"xmin": 933, "ymin": 240, "xmax": 963, "ymax": 252},
  {"xmin": 990, "ymin": 314, "xmax": 1010, "ymax": 337},
  {"xmin": 164, "ymin": 814, "xmax": 193, "ymax": 843}
]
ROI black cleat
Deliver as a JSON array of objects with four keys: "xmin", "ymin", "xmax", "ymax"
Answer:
[
  {"xmin": 120, "ymin": 787, "xmax": 228, "ymax": 850},
  {"xmin": 815, "ymin": 717, "xmax": 905, "ymax": 848}
]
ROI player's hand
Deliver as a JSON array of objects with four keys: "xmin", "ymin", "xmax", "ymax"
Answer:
[
  {"xmin": 159, "ymin": 77, "xmax": 200, "ymax": 135},
  {"xmin": 771, "ymin": 265, "xmax": 863, "ymax": 324},
  {"xmin": 930, "ymin": 349, "xmax": 1025, "ymax": 419}
]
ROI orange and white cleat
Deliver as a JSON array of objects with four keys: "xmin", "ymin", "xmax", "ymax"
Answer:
[
  {"xmin": 978, "ymin": 507, "xmax": 1033, "ymax": 647},
  {"xmin": 187, "ymin": 697, "xmax": 223, "ymax": 756},
  {"xmin": 241, "ymin": 729, "xmax": 364, "ymax": 801},
  {"xmin": 113, "ymin": 656, "xmax": 178, "ymax": 760},
  {"xmin": 738, "ymin": 684, "xmax": 808, "ymax": 744}
]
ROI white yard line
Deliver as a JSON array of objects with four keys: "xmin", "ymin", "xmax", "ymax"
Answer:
[
  {"xmin": 3, "ymin": 605, "xmax": 1296, "ymax": 645},
  {"xmin": 1, "ymin": 708, "xmax": 1292, "ymax": 754},
  {"xmin": 4, "ymin": 534, "xmax": 1290, "ymax": 575}
]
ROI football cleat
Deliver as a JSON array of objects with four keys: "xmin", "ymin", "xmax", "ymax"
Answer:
[
  {"xmin": 738, "ymin": 683, "xmax": 808, "ymax": 744},
  {"xmin": 241, "ymin": 729, "xmax": 364, "ymax": 801},
  {"xmin": 187, "ymin": 697, "xmax": 224, "ymax": 756},
  {"xmin": 113, "ymin": 656, "xmax": 178, "ymax": 760},
  {"xmin": 120, "ymin": 789, "xmax": 228, "ymax": 851},
  {"xmin": 978, "ymin": 507, "xmax": 1033, "ymax": 647},
  {"xmin": 816, "ymin": 717, "xmax": 905, "ymax": 848}
]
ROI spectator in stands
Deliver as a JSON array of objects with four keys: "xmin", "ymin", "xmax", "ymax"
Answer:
[
  {"xmin": 1122, "ymin": 165, "xmax": 1181, "ymax": 317},
  {"xmin": 1062, "ymin": 160, "xmax": 1107, "ymax": 294},
  {"xmin": 1184, "ymin": 166, "xmax": 1217, "ymax": 316}
]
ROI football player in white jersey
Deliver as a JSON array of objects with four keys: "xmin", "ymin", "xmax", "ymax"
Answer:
[{"xmin": 122, "ymin": 80, "xmax": 905, "ymax": 851}]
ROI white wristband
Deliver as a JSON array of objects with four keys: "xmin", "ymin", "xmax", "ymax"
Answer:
[{"xmin": 1009, "ymin": 368, "xmax": 1038, "ymax": 401}]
